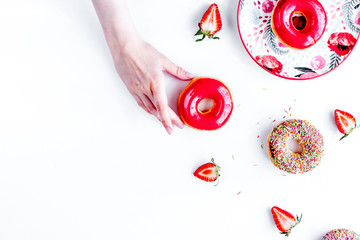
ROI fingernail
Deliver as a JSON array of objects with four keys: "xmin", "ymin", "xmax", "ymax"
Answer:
[
  {"xmin": 165, "ymin": 127, "xmax": 173, "ymax": 135},
  {"xmin": 176, "ymin": 122, "xmax": 184, "ymax": 129},
  {"xmin": 185, "ymin": 72, "xmax": 195, "ymax": 79}
]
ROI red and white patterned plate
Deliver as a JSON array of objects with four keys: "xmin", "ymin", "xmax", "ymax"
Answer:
[{"xmin": 237, "ymin": 0, "xmax": 360, "ymax": 80}]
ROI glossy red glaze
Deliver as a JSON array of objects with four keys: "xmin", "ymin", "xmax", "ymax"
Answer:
[
  {"xmin": 178, "ymin": 77, "xmax": 233, "ymax": 130},
  {"xmin": 272, "ymin": 0, "xmax": 327, "ymax": 49}
]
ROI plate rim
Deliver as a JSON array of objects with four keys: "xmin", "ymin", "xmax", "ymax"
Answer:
[{"xmin": 236, "ymin": 0, "xmax": 360, "ymax": 81}]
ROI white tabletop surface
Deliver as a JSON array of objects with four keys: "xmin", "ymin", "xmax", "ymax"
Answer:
[{"xmin": 1, "ymin": 0, "xmax": 360, "ymax": 239}]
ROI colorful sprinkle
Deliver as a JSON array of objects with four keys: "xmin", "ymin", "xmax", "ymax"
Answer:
[
  {"xmin": 268, "ymin": 119, "xmax": 324, "ymax": 174},
  {"xmin": 321, "ymin": 229, "xmax": 360, "ymax": 240}
]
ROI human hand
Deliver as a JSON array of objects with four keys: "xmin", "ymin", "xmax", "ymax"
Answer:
[
  {"xmin": 92, "ymin": 0, "xmax": 195, "ymax": 134},
  {"xmin": 113, "ymin": 38, "xmax": 195, "ymax": 134}
]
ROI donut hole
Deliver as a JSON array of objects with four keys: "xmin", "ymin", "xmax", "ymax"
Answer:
[
  {"xmin": 198, "ymin": 98, "xmax": 214, "ymax": 114},
  {"xmin": 287, "ymin": 138, "xmax": 303, "ymax": 154},
  {"xmin": 292, "ymin": 12, "xmax": 307, "ymax": 31}
]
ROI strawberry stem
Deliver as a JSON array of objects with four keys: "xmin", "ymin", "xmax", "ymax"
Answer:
[
  {"xmin": 214, "ymin": 178, "xmax": 220, "ymax": 187},
  {"xmin": 196, "ymin": 35, "xmax": 206, "ymax": 42},
  {"xmin": 296, "ymin": 213, "xmax": 303, "ymax": 224},
  {"xmin": 339, "ymin": 134, "xmax": 349, "ymax": 141},
  {"xmin": 211, "ymin": 158, "xmax": 221, "ymax": 186},
  {"xmin": 280, "ymin": 213, "xmax": 302, "ymax": 237},
  {"xmin": 194, "ymin": 23, "xmax": 220, "ymax": 42},
  {"xmin": 194, "ymin": 29, "xmax": 203, "ymax": 36},
  {"xmin": 339, "ymin": 125, "xmax": 358, "ymax": 141},
  {"xmin": 280, "ymin": 231, "xmax": 292, "ymax": 237}
]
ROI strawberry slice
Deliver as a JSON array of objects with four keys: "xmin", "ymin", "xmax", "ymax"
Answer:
[
  {"xmin": 271, "ymin": 206, "xmax": 302, "ymax": 237},
  {"xmin": 334, "ymin": 109, "xmax": 359, "ymax": 141},
  {"xmin": 195, "ymin": 3, "xmax": 222, "ymax": 42},
  {"xmin": 193, "ymin": 158, "xmax": 220, "ymax": 183}
]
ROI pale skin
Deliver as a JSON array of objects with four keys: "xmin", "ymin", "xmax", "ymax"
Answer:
[{"xmin": 92, "ymin": 0, "xmax": 195, "ymax": 134}]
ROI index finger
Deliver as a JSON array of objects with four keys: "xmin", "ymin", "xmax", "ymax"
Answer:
[{"xmin": 150, "ymin": 80, "xmax": 173, "ymax": 135}]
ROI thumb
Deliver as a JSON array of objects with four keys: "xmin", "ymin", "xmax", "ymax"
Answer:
[{"xmin": 163, "ymin": 58, "xmax": 195, "ymax": 81}]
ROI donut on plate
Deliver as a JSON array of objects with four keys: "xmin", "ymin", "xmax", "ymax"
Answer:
[
  {"xmin": 271, "ymin": 0, "xmax": 327, "ymax": 49},
  {"xmin": 177, "ymin": 77, "xmax": 233, "ymax": 131},
  {"xmin": 321, "ymin": 229, "xmax": 360, "ymax": 240},
  {"xmin": 267, "ymin": 119, "xmax": 324, "ymax": 174}
]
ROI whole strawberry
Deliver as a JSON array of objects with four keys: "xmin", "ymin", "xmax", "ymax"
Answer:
[
  {"xmin": 334, "ymin": 109, "xmax": 359, "ymax": 141},
  {"xmin": 271, "ymin": 206, "xmax": 302, "ymax": 237},
  {"xmin": 195, "ymin": 3, "xmax": 222, "ymax": 42},
  {"xmin": 193, "ymin": 158, "xmax": 220, "ymax": 184}
]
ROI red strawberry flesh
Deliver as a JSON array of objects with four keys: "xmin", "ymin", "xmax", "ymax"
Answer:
[
  {"xmin": 200, "ymin": 4, "xmax": 222, "ymax": 35},
  {"xmin": 195, "ymin": 3, "xmax": 222, "ymax": 41},
  {"xmin": 193, "ymin": 158, "xmax": 220, "ymax": 182},
  {"xmin": 272, "ymin": 207, "xmax": 296, "ymax": 231},
  {"xmin": 335, "ymin": 109, "xmax": 356, "ymax": 134},
  {"xmin": 271, "ymin": 206, "xmax": 302, "ymax": 236}
]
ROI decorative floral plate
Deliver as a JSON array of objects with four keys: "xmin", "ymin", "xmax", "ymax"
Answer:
[{"xmin": 237, "ymin": 0, "xmax": 360, "ymax": 80}]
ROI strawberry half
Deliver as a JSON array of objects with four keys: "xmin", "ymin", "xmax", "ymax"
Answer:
[
  {"xmin": 334, "ymin": 109, "xmax": 359, "ymax": 141},
  {"xmin": 193, "ymin": 158, "xmax": 220, "ymax": 183},
  {"xmin": 195, "ymin": 3, "xmax": 222, "ymax": 42},
  {"xmin": 271, "ymin": 206, "xmax": 302, "ymax": 237}
]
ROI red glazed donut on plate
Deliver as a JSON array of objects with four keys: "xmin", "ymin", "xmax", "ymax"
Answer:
[
  {"xmin": 178, "ymin": 77, "xmax": 233, "ymax": 131},
  {"xmin": 271, "ymin": 0, "xmax": 327, "ymax": 49}
]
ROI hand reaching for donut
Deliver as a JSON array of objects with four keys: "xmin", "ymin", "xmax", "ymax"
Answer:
[
  {"xmin": 112, "ymin": 37, "xmax": 195, "ymax": 134},
  {"xmin": 92, "ymin": 0, "xmax": 194, "ymax": 134}
]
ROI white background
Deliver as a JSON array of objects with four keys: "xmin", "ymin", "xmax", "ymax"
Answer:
[{"xmin": 0, "ymin": 0, "xmax": 360, "ymax": 239}]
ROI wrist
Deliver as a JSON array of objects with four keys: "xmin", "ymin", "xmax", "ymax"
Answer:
[
  {"xmin": 92, "ymin": 0, "xmax": 141, "ymax": 59},
  {"xmin": 106, "ymin": 25, "xmax": 140, "ymax": 51}
]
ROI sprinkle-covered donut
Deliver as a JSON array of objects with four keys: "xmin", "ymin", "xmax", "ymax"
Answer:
[
  {"xmin": 267, "ymin": 119, "xmax": 324, "ymax": 174},
  {"xmin": 271, "ymin": 0, "xmax": 327, "ymax": 49},
  {"xmin": 178, "ymin": 77, "xmax": 233, "ymax": 130},
  {"xmin": 321, "ymin": 229, "xmax": 360, "ymax": 240}
]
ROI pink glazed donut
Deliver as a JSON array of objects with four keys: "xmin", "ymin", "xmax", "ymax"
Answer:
[
  {"xmin": 271, "ymin": 0, "xmax": 327, "ymax": 49},
  {"xmin": 178, "ymin": 77, "xmax": 233, "ymax": 131}
]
